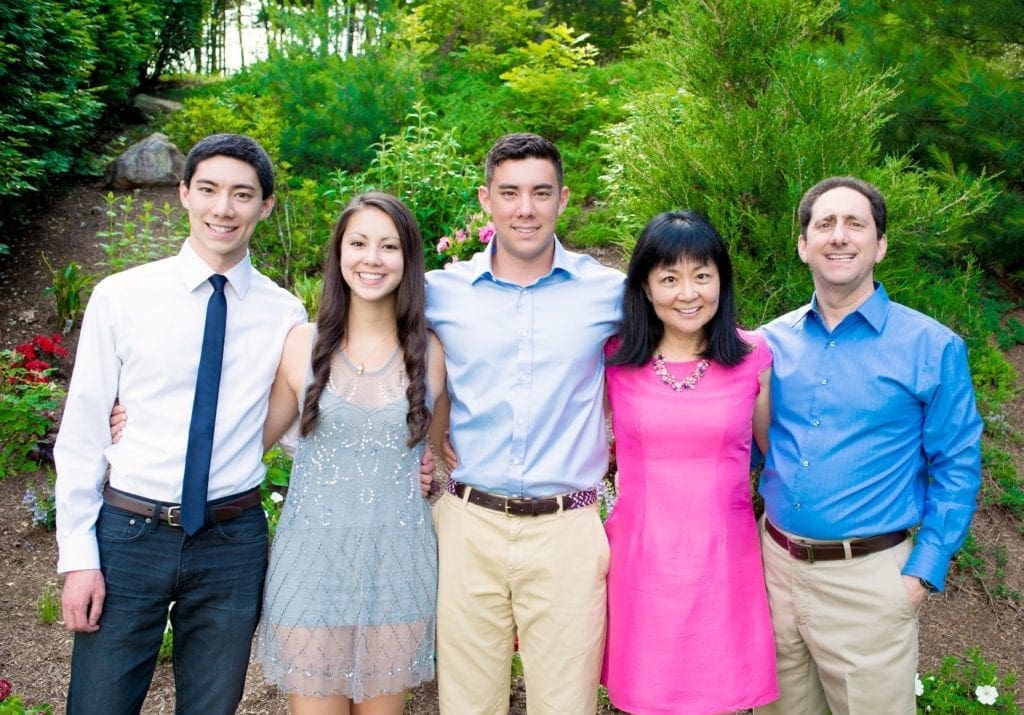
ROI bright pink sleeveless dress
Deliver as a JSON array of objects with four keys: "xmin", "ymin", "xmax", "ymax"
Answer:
[{"xmin": 601, "ymin": 331, "xmax": 778, "ymax": 714}]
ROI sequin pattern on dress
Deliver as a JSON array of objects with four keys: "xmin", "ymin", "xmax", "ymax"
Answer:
[{"xmin": 255, "ymin": 348, "xmax": 437, "ymax": 701}]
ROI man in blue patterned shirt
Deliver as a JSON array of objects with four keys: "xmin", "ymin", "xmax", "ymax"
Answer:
[{"xmin": 756, "ymin": 176, "xmax": 983, "ymax": 715}]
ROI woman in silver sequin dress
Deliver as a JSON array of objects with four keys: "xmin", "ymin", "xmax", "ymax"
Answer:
[{"xmin": 254, "ymin": 193, "xmax": 446, "ymax": 714}]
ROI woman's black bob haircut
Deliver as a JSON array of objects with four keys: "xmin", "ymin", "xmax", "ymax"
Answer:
[{"xmin": 609, "ymin": 210, "xmax": 752, "ymax": 367}]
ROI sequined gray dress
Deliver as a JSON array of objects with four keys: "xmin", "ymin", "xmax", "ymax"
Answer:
[{"xmin": 254, "ymin": 348, "xmax": 437, "ymax": 701}]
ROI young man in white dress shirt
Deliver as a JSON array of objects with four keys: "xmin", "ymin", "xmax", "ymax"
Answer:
[{"xmin": 55, "ymin": 134, "xmax": 306, "ymax": 714}]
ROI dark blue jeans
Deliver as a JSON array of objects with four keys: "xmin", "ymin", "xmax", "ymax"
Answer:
[{"xmin": 67, "ymin": 500, "xmax": 268, "ymax": 715}]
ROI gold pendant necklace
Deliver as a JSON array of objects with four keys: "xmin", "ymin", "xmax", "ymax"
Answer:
[{"xmin": 344, "ymin": 329, "xmax": 395, "ymax": 376}]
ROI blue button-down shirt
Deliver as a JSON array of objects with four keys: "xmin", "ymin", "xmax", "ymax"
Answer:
[
  {"xmin": 426, "ymin": 240, "xmax": 624, "ymax": 497},
  {"xmin": 759, "ymin": 284, "xmax": 982, "ymax": 590}
]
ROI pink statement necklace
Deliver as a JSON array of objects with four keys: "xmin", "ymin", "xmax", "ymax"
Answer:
[{"xmin": 653, "ymin": 353, "xmax": 710, "ymax": 391}]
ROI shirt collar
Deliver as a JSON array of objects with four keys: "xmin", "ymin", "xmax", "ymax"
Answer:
[
  {"xmin": 470, "ymin": 235, "xmax": 576, "ymax": 285},
  {"xmin": 805, "ymin": 281, "xmax": 889, "ymax": 332},
  {"xmin": 177, "ymin": 239, "xmax": 254, "ymax": 298}
]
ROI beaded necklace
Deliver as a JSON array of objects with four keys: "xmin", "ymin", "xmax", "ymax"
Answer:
[{"xmin": 652, "ymin": 353, "xmax": 710, "ymax": 391}]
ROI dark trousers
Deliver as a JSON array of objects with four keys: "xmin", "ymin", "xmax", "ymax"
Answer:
[{"xmin": 67, "ymin": 500, "xmax": 268, "ymax": 715}]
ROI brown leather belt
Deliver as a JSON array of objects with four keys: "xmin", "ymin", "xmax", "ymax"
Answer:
[
  {"xmin": 103, "ymin": 484, "xmax": 261, "ymax": 528},
  {"xmin": 766, "ymin": 518, "xmax": 908, "ymax": 563},
  {"xmin": 448, "ymin": 480, "xmax": 597, "ymax": 517}
]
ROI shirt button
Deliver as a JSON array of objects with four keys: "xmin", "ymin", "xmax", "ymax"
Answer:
[
  {"xmin": 519, "ymin": 374, "xmax": 529, "ymax": 382},
  {"xmin": 794, "ymin": 503, "xmax": 801, "ymax": 510},
  {"xmin": 812, "ymin": 419, "xmax": 820, "ymax": 427},
  {"xmin": 828, "ymin": 341, "xmax": 836, "ymax": 348},
  {"xmin": 512, "ymin": 458, "xmax": 521, "ymax": 465},
  {"xmin": 517, "ymin": 418, "xmax": 525, "ymax": 425},
  {"xmin": 801, "ymin": 460, "xmax": 809, "ymax": 468},
  {"xmin": 819, "ymin": 378, "xmax": 827, "ymax": 386}
]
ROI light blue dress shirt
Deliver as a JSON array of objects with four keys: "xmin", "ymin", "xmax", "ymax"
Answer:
[
  {"xmin": 426, "ymin": 239, "xmax": 625, "ymax": 497},
  {"xmin": 759, "ymin": 283, "xmax": 983, "ymax": 590}
]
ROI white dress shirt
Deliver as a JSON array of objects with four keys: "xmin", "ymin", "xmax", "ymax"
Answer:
[{"xmin": 55, "ymin": 240, "xmax": 305, "ymax": 573}]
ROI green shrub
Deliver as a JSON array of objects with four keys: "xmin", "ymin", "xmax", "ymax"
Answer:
[
  {"xmin": 235, "ymin": 49, "xmax": 421, "ymax": 178},
  {"xmin": 96, "ymin": 192, "xmax": 184, "ymax": 273},
  {"xmin": 498, "ymin": 24, "xmax": 602, "ymax": 142},
  {"xmin": 600, "ymin": 0, "xmax": 997, "ymax": 330},
  {"xmin": 0, "ymin": 350, "xmax": 63, "ymax": 480},
  {"xmin": 41, "ymin": 255, "xmax": 96, "ymax": 334},
  {"xmin": 0, "ymin": 0, "xmax": 101, "ymax": 205},
  {"xmin": 255, "ymin": 177, "xmax": 335, "ymax": 289},
  {"xmin": 328, "ymin": 104, "xmax": 482, "ymax": 270},
  {"xmin": 916, "ymin": 647, "xmax": 1019, "ymax": 713}
]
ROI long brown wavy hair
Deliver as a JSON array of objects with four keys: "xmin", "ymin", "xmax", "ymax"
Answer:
[{"xmin": 299, "ymin": 192, "xmax": 430, "ymax": 447}]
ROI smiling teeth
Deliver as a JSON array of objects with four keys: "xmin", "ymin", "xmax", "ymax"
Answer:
[
  {"xmin": 208, "ymin": 224, "xmax": 235, "ymax": 233},
  {"xmin": 359, "ymin": 273, "xmax": 384, "ymax": 280}
]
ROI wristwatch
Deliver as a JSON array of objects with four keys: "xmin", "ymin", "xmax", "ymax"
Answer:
[{"xmin": 918, "ymin": 578, "xmax": 938, "ymax": 593}]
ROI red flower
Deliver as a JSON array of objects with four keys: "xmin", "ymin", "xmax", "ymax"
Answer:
[
  {"xmin": 33, "ymin": 335, "xmax": 54, "ymax": 353},
  {"xmin": 23, "ymin": 359, "xmax": 51, "ymax": 374},
  {"xmin": 14, "ymin": 343, "xmax": 36, "ymax": 362},
  {"xmin": 0, "ymin": 678, "xmax": 11, "ymax": 701}
]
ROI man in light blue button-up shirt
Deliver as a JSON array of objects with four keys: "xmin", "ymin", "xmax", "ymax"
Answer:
[
  {"xmin": 427, "ymin": 133, "xmax": 624, "ymax": 714},
  {"xmin": 756, "ymin": 177, "xmax": 983, "ymax": 715}
]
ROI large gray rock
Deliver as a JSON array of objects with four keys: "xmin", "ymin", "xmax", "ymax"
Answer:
[
  {"xmin": 105, "ymin": 133, "xmax": 185, "ymax": 189},
  {"xmin": 132, "ymin": 93, "xmax": 183, "ymax": 118}
]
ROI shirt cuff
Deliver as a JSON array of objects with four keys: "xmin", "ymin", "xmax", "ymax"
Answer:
[
  {"xmin": 902, "ymin": 542, "xmax": 950, "ymax": 593},
  {"xmin": 57, "ymin": 532, "xmax": 100, "ymax": 574}
]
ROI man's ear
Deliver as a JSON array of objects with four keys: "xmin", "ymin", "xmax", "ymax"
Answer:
[{"xmin": 259, "ymin": 194, "xmax": 276, "ymax": 220}]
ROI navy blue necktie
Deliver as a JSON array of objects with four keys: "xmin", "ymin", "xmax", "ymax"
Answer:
[{"xmin": 181, "ymin": 274, "xmax": 228, "ymax": 534}]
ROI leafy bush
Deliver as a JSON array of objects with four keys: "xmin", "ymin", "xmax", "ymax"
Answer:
[
  {"xmin": 916, "ymin": 648, "xmax": 1019, "ymax": 713},
  {"xmin": 0, "ymin": 349, "xmax": 63, "ymax": 479},
  {"xmin": 41, "ymin": 256, "xmax": 96, "ymax": 334},
  {"xmin": 498, "ymin": 24, "xmax": 602, "ymax": 142},
  {"xmin": 234, "ymin": 49, "xmax": 421, "ymax": 178},
  {"xmin": 96, "ymin": 192, "xmax": 184, "ymax": 273},
  {"xmin": 0, "ymin": 0, "xmax": 102, "ymax": 204},
  {"xmin": 328, "ymin": 104, "xmax": 482, "ymax": 270},
  {"xmin": 599, "ymin": 0, "xmax": 996, "ymax": 331}
]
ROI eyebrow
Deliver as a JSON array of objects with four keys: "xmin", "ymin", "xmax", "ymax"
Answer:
[
  {"xmin": 194, "ymin": 178, "xmax": 258, "ymax": 192},
  {"xmin": 816, "ymin": 212, "xmax": 867, "ymax": 223},
  {"xmin": 496, "ymin": 182, "xmax": 555, "ymax": 191}
]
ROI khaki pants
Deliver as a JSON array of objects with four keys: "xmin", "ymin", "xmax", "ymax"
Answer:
[
  {"xmin": 755, "ymin": 519, "xmax": 919, "ymax": 715},
  {"xmin": 433, "ymin": 491, "xmax": 609, "ymax": 715}
]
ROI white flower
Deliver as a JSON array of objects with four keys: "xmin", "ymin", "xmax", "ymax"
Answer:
[
  {"xmin": 915, "ymin": 674, "xmax": 924, "ymax": 697},
  {"xmin": 270, "ymin": 491, "xmax": 284, "ymax": 504},
  {"xmin": 975, "ymin": 684, "xmax": 998, "ymax": 705}
]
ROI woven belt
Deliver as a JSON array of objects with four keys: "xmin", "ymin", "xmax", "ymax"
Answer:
[
  {"xmin": 447, "ymin": 480, "xmax": 597, "ymax": 516},
  {"xmin": 103, "ymin": 484, "xmax": 261, "ymax": 528},
  {"xmin": 766, "ymin": 518, "xmax": 908, "ymax": 563}
]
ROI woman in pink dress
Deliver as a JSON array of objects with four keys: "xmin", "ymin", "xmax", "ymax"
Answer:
[{"xmin": 601, "ymin": 211, "xmax": 778, "ymax": 714}]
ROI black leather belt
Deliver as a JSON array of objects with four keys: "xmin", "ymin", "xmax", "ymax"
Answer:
[
  {"xmin": 766, "ymin": 518, "xmax": 908, "ymax": 563},
  {"xmin": 103, "ymin": 484, "xmax": 261, "ymax": 527}
]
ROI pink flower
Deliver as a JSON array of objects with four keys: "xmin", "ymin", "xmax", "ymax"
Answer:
[
  {"xmin": 454, "ymin": 228, "xmax": 469, "ymax": 243},
  {"xmin": 0, "ymin": 678, "xmax": 11, "ymax": 701},
  {"xmin": 436, "ymin": 237, "xmax": 451, "ymax": 253},
  {"xmin": 478, "ymin": 222, "xmax": 496, "ymax": 244}
]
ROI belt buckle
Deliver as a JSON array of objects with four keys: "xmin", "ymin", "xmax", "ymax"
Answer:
[
  {"xmin": 804, "ymin": 543, "xmax": 815, "ymax": 564},
  {"xmin": 166, "ymin": 505, "xmax": 182, "ymax": 527}
]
